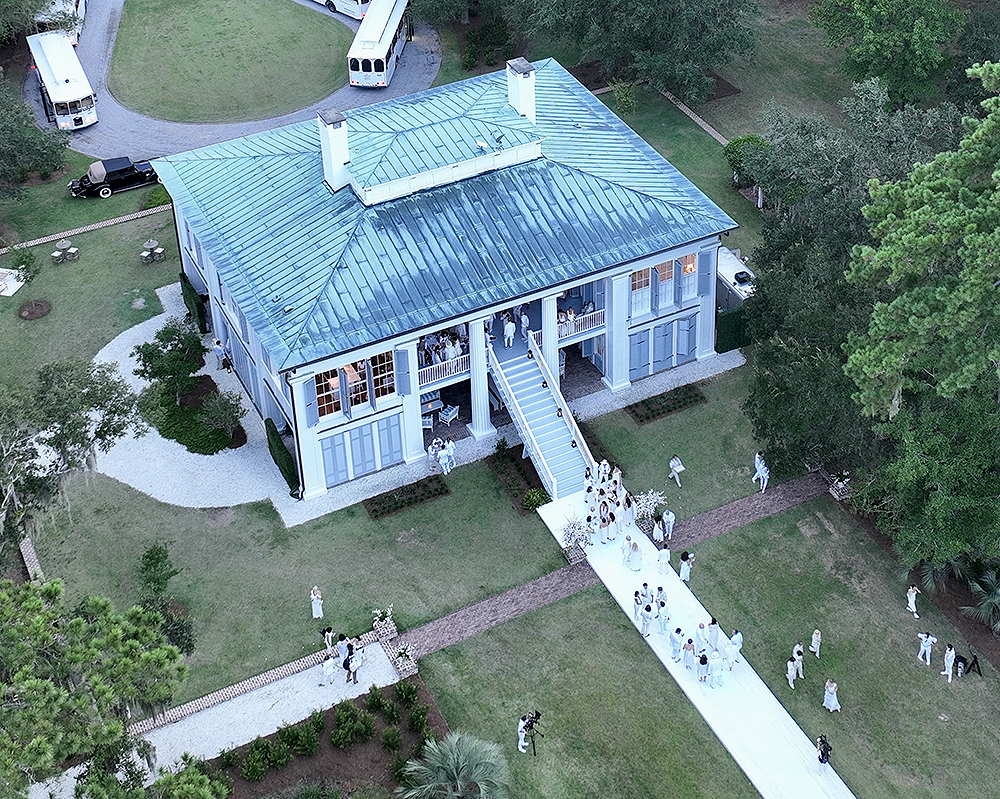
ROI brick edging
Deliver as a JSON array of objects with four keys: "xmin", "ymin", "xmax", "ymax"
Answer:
[
  {"xmin": 0, "ymin": 204, "xmax": 173, "ymax": 257},
  {"xmin": 19, "ymin": 537, "xmax": 45, "ymax": 583}
]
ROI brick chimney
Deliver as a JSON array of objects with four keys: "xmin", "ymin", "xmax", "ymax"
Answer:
[
  {"xmin": 317, "ymin": 108, "xmax": 350, "ymax": 192},
  {"xmin": 506, "ymin": 58, "xmax": 535, "ymax": 124}
]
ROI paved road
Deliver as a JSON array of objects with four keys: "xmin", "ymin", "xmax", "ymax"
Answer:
[{"xmin": 26, "ymin": 0, "xmax": 442, "ymax": 159}]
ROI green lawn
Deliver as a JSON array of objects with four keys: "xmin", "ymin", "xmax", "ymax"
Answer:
[
  {"xmin": 0, "ymin": 150, "xmax": 162, "ymax": 245},
  {"xmin": 691, "ymin": 497, "xmax": 1000, "ymax": 798},
  {"xmin": 107, "ymin": 0, "xmax": 353, "ymax": 122},
  {"xmin": 420, "ymin": 586, "xmax": 759, "ymax": 799},
  {"xmin": 587, "ymin": 367, "xmax": 761, "ymax": 523},
  {"xmin": 0, "ymin": 214, "xmax": 178, "ymax": 389},
  {"xmin": 40, "ymin": 465, "xmax": 565, "ymax": 703},
  {"xmin": 697, "ymin": 0, "xmax": 853, "ymax": 139}
]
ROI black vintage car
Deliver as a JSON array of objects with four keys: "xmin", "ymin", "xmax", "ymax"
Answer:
[{"xmin": 69, "ymin": 157, "xmax": 158, "ymax": 198}]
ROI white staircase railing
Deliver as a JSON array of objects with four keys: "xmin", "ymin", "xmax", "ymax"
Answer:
[
  {"xmin": 487, "ymin": 343, "xmax": 558, "ymax": 496},
  {"xmin": 526, "ymin": 335, "xmax": 595, "ymax": 470}
]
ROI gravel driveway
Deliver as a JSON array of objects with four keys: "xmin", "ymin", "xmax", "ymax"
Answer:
[{"xmin": 26, "ymin": 0, "xmax": 442, "ymax": 158}]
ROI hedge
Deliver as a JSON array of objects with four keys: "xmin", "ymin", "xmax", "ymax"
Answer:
[
  {"xmin": 265, "ymin": 418, "xmax": 300, "ymax": 497},
  {"xmin": 716, "ymin": 305, "xmax": 750, "ymax": 353},
  {"xmin": 180, "ymin": 271, "xmax": 208, "ymax": 333}
]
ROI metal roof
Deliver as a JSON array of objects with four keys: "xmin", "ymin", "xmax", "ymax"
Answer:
[{"xmin": 155, "ymin": 59, "xmax": 736, "ymax": 371}]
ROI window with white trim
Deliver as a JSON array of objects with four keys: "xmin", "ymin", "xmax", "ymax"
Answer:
[
  {"xmin": 316, "ymin": 369, "xmax": 342, "ymax": 417},
  {"xmin": 630, "ymin": 268, "xmax": 651, "ymax": 317},
  {"xmin": 680, "ymin": 254, "xmax": 697, "ymax": 301},
  {"xmin": 654, "ymin": 261, "xmax": 674, "ymax": 309},
  {"xmin": 371, "ymin": 351, "xmax": 395, "ymax": 398}
]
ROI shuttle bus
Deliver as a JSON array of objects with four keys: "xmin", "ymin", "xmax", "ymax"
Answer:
[
  {"xmin": 311, "ymin": 0, "xmax": 370, "ymax": 21},
  {"xmin": 27, "ymin": 31, "xmax": 97, "ymax": 129},
  {"xmin": 347, "ymin": 0, "xmax": 409, "ymax": 88}
]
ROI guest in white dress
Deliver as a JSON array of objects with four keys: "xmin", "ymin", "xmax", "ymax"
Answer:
[
  {"xmin": 697, "ymin": 654, "xmax": 710, "ymax": 682},
  {"xmin": 809, "ymin": 629, "xmax": 822, "ymax": 659},
  {"xmin": 906, "ymin": 585, "xmax": 921, "ymax": 619},
  {"xmin": 730, "ymin": 630, "xmax": 744, "ymax": 663},
  {"xmin": 822, "ymin": 678, "xmax": 841, "ymax": 712},
  {"xmin": 707, "ymin": 618, "xmax": 720, "ymax": 652},
  {"xmin": 652, "ymin": 515, "xmax": 665, "ymax": 544},
  {"xmin": 682, "ymin": 639, "xmax": 695, "ymax": 669},
  {"xmin": 628, "ymin": 541, "xmax": 642, "ymax": 571},
  {"xmin": 679, "ymin": 551, "xmax": 694, "ymax": 582},
  {"xmin": 310, "ymin": 586, "xmax": 324, "ymax": 619},
  {"xmin": 658, "ymin": 546, "xmax": 671, "ymax": 575}
]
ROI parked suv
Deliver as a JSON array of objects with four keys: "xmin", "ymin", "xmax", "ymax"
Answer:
[{"xmin": 69, "ymin": 157, "xmax": 157, "ymax": 198}]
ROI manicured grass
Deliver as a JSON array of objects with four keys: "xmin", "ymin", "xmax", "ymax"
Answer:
[
  {"xmin": 587, "ymin": 366, "xmax": 761, "ymax": 522},
  {"xmin": 691, "ymin": 497, "xmax": 1000, "ymax": 799},
  {"xmin": 697, "ymin": 0, "xmax": 853, "ymax": 139},
  {"xmin": 0, "ymin": 149, "xmax": 162, "ymax": 244},
  {"xmin": 0, "ymin": 214, "xmax": 179, "ymax": 389},
  {"xmin": 107, "ymin": 0, "xmax": 353, "ymax": 123},
  {"xmin": 39, "ymin": 465, "xmax": 565, "ymax": 703},
  {"xmin": 611, "ymin": 89, "xmax": 764, "ymax": 256},
  {"xmin": 420, "ymin": 586, "xmax": 759, "ymax": 799}
]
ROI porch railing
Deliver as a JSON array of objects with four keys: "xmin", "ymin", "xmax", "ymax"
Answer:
[
  {"xmin": 417, "ymin": 354, "xmax": 470, "ymax": 387},
  {"xmin": 531, "ymin": 309, "xmax": 606, "ymax": 347}
]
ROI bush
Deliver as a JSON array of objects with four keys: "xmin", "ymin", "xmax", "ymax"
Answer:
[
  {"xmin": 494, "ymin": 436, "xmax": 508, "ymax": 458},
  {"xmin": 267, "ymin": 741, "xmax": 291, "ymax": 769},
  {"xmin": 722, "ymin": 134, "xmax": 768, "ymax": 187},
  {"xmin": 241, "ymin": 751, "xmax": 267, "ymax": 782},
  {"xmin": 160, "ymin": 609, "xmax": 196, "ymax": 655},
  {"xmin": 521, "ymin": 488, "xmax": 551, "ymax": 511},
  {"xmin": 394, "ymin": 680, "xmax": 419, "ymax": 709},
  {"xmin": 461, "ymin": 44, "xmax": 478, "ymax": 71},
  {"xmin": 330, "ymin": 702, "xmax": 375, "ymax": 749},
  {"xmin": 308, "ymin": 709, "xmax": 326, "ymax": 737},
  {"xmin": 219, "ymin": 748, "xmax": 239, "ymax": 768},
  {"xmin": 362, "ymin": 475, "xmax": 449, "ymax": 519},
  {"xmin": 716, "ymin": 305, "xmax": 750, "ymax": 353},
  {"xmin": 624, "ymin": 383, "xmax": 707, "ymax": 425},
  {"xmin": 200, "ymin": 390, "xmax": 245, "ymax": 438},
  {"xmin": 265, "ymin": 417, "xmax": 300, "ymax": 497},
  {"xmin": 277, "ymin": 723, "xmax": 299, "ymax": 747},
  {"xmin": 390, "ymin": 754, "xmax": 408, "ymax": 783},
  {"xmin": 383, "ymin": 700, "xmax": 401, "ymax": 724},
  {"xmin": 381, "ymin": 726, "xmax": 402, "ymax": 751},
  {"xmin": 179, "ymin": 272, "xmax": 208, "ymax": 333},
  {"xmin": 138, "ymin": 543, "xmax": 180, "ymax": 598},
  {"xmin": 139, "ymin": 383, "xmax": 231, "ymax": 455},
  {"xmin": 484, "ymin": 48, "xmax": 497, "ymax": 66},
  {"xmin": 366, "ymin": 685, "xmax": 384, "ymax": 714},
  {"xmin": 408, "ymin": 704, "xmax": 430, "ymax": 733}
]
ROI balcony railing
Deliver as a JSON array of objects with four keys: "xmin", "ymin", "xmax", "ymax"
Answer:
[
  {"xmin": 417, "ymin": 354, "xmax": 470, "ymax": 387},
  {"xmin": 560, "ymin": 308, "xmax": 605, "ymax": 339}
]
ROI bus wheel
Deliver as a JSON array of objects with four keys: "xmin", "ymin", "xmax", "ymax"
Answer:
[
  {"xmin": 325, "ymin": 0, "xmax": 336, "ymax": 10},
  {"xmin": 98, "ymin": 186, "xmax": 112, "ymax": 199}
]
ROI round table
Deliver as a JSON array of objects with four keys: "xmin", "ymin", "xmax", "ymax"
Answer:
[
  {"xmin": 56, "ymin": 239, "xmax": 71, "ymax": 250},
  {"xmin": 144, "ymin": 239, "xmax": 159, "ymax": 250}
]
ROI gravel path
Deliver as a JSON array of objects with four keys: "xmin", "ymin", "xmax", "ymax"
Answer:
[{"xmin": 27, "ymin": 0, "xmax": 442, "ymax": 158}]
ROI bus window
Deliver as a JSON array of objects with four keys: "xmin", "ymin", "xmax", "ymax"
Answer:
[
  {"xmin": 55, "ymin": 102, "xmax": 69, "ymax": 115},
  {"xmin": 362, "ymin": 59, "xmax": 372, "ymax": 73},
  {"xmin": 349, "ymin": 58, "xmax": 360, "ymax": 71},
  {"xmin": 375, "ymin": 58, "xmax": 384, "ymax": 72},
  {"xmin": 80, "ymin": 95, "xmax": 93, "ymax": 110}
]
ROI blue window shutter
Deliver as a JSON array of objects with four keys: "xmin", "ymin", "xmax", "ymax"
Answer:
[
  {"xmin": 650, "ymin": 267, "xmax": 659, "ymax": 314},
  {"xmin": 697, "ymin": 252, "xmax": 712, "ymax": 296},
  {"xmin": 394, "ymin": 349, "xmax": 411, "ymax": 396},
  {"xmin": 338, "ymin": 370, "xmax": 351, "ymax": 419},
  {"xmin": 305, "ymin": 380, "xmax": 319, "ymax": 428},
  {"xmin": 673, "ymin": 261, "xmax": 683, "ymax": 306}
]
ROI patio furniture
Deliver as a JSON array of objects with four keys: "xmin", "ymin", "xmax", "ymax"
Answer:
[
  {"xmin": 51, "ymin": 251, "xmax": 64, "ymax": 264},
  {"xmin": 64, "ymin": 247, "xmax": 79, "ymax": 261},
  {"xmin": 152, "ymin": 247, "xmax": 165, "ymax": 261},
  {"xmin": 140, "ymin": 250, "xmax": 153, "ymax": 263},
  {"xmin": 439, "ymin": 405, "xmax": 459, "ymax": 426},
  {"xmin": 144, "ymin": 239, "xmax": 159, "ymax": 250},
  {"xmin": 421, "ymin": 415, "xmax": 434, "ymax": 430}
]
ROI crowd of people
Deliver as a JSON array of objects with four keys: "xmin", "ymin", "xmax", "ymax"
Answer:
[
  {"xmin": 310, "ymin": 589, "xmax": 367, "ymax": 686},
  {"xmin": 427, "ymin": 436, "xmax": 457, "ymax": 475}
]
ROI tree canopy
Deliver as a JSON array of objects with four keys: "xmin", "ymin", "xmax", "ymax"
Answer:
[
  {"xmin": 812, "ymin": 0, "xmax": 965, "ymax": 104},
  {"xmin": 518, "ymin": 0, "xmax": 757, "ymax": 104},
  {"xmin": 0, "ymin": 579, "xmax": 186, "ymax": 798},
  {"xmin": 0, "ymin": 0, "xmax": 48, "ymax": 44},
  {"xmin": 0, "ymin": 75, "xmax": 68, "ymax": 200},
  {"xmin": 132, "ymin": 317, "xmax": 207, "ymax": 406}
]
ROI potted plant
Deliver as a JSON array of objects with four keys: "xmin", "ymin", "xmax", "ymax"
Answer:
[
  {"xmin": 559, "ymin": 516, "xmax": 590, "ymax": 564},
  {"xmin": 392, "ymin": 642, "xmax": 418, "ymax": 677},
  {"xmin": 372, "ymin": 604, "xmax": 398, "ymax": 641}
]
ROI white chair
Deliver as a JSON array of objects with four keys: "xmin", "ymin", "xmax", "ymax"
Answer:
[
  {"xmin": 421, "ymin": 415, "xmax": 434, "ymax": 430},
  {"xmin": 439, "ymin": 405, "xmax": 459, "ymax": 426},
  {"xmin": 152, "ymin": 247, "xmax": 165, "ymax": 261},
  {"xmin": 65, "ymin": 247, "xmax": 79, "ymax": 261}
]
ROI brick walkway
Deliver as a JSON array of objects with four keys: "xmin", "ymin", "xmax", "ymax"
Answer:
[
  {"xmin": 670, "ymin": 473, "xmax": 828, "ymax": 549},
  {"xmin": 404, "ymin": 561, "xmax": 601, "ymax": 658}
]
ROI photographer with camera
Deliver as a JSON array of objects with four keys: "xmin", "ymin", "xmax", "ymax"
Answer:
[
  {"xmin": 816, "ymin": 734, "xmax": 832, "ymax": 773},
  {"xmin": 517, "ymin": 711, "xmax": 543, "ymax": 755}
]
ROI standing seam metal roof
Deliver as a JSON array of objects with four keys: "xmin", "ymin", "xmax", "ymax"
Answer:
[{"xmin": 155, "ymin": 59, "xmax": 736, "ymax": 371}]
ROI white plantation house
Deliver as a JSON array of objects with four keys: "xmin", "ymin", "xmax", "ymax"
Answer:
[{"xmin": 154, "ymin": 58, "xmax": 736, "ymax": 501}]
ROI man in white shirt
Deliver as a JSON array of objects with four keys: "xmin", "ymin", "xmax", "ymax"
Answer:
[{"xmin": 917, "ymin": 631, "xmax": 937, "ymax": 665}]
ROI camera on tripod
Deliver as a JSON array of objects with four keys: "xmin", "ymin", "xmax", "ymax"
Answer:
[{"xmin": 523, "ymin": 710, "xmax": 542, "ymax": 732}]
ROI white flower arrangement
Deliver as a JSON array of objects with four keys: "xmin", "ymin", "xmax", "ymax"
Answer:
[
  {"xmin": 372, "ymin": 604, "xmax": 394, "ymax": 624},
  {"xmin": 634, "ymin": 489, "xmax": 666, "ymax": 520},
  {"xmin": 560, "ymin": 516, "xmax": 591, "ymax": 550}
]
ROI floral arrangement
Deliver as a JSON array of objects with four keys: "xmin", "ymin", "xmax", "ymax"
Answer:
[
  {"xmin": 395, "ymin": 643, "xmax": 412, "ymax": 661},
  {"xmin": 560, "ymin": 516, "xmax": 591, "ymax": 550},
  {"xmin": 634, "ymin": 489, "xmax": 666, "ymax": 520},
  {"xmin": 372, "ymin": 604, "xmax": 394, "ymax": 624}
]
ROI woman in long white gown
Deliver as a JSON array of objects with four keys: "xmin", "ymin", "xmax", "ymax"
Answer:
[
  {"xmin": 628, "ymin": 541, "xmax": 642, "ymax": 571},
  {"xmin": 822, "ymin": 678, "xmax": 841, "ymax": 712},
  {"xmin": 310, "ymin": 586, "xmax": 324, "ymax": 619}
]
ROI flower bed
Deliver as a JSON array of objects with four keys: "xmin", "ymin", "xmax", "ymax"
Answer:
[
  {"xmin": 625, "ymin": 384, "xmax": 706, "ymax": 425},
  {"xmin": 485, "ymin": 441, "xmax": 546, "ymax": 515},
  {"xmin": 362, "ymin": 476, "xmax": 450, "ymax": 520}
]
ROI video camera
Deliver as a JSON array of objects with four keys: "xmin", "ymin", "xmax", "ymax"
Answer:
[{"xmin": 523, "ymin": 710, "xmax": 542, "ymax": 731}]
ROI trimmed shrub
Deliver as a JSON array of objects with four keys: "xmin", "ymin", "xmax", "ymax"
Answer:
[
  {"xmin": 461, "ymin": 44, "xmax": 478, "ymax": 71},
  {"xmin": 366, "ymin": 685, "xmax": 384, "ymax": 714},
  {"xmin": 408, "ymin": 704, "xmax": 430, "ymax": 733},
  {"xmin": 330, "ymin": 702, "xmax": 375, "ymax": 749},
  {"xmin": 390, "ymin": 754, "xmax": 408, "ymax": 783},
  {"xmin": 277, "ymin": 723, "xmax": 299, "ymax": 747},
  {"xmin": 716, "ymin": 305, "xmax": 751, "ymax": 353},
  {"xmin": 362, "ymin": 475, "xmax": 449, "ymax": 519},
  {"xmin": 241, "ymin": 751, "xmax": 267, "ymax": 781},
  {"xmin": 219, "ymin": 748, "xmax": 239, "ymax": 768},
  {"xmin": 265, "ymin": 417, "xmax": 300, "ymax": 497},
  {"xmin": 308, "ymin": 709, "xmax": 326, "ymax": 737},
  {"xmin": 624, "ymin": 383, "xmax": 707, "ymax": 425},
  {"xmin": 522, "ymin": 488, "xmax": 551, "ymax": 511},
  {"xmin": 381, "ymin": 726, "xmax": 402, "ymax": 751},
  {"xmin": 383, "ymin": 700, "xmax": 401, "ymax": 724},
  {"xmin": 394, "ymin": 680, "xmax": 419, "ymax": 709},
  {"xmin": 139, "ymin": 382, "xmax": 230, "ymax": 455},
  {"xmin": 179, "ymin": 272, "xmax": 208, "ymax": 333},
  {"xmin": 267, "ymin": 741, "xmax": 291, "ymax": 769}
]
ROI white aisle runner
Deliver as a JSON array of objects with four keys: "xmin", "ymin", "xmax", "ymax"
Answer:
[{"xmin": 538, "ymin": 492, "xmax": 857, "ymax": 799}]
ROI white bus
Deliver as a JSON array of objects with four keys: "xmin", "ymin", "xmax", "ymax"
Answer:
[
  {"xmin": 347, "ymin": 0, "xmax": 409, "ymax": 88},
  {"xmin": 311, "ymin": 0, "xmax": 370, "ymax": 21},
  {"xmin": 27, "ymin": 31, "xmax": 98, "ymax": 130}
]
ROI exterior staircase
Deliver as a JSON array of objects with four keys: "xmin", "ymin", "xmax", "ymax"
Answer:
[{"xmin": 488, "ymin": 345, "xmax": 591, "ymax": 500}]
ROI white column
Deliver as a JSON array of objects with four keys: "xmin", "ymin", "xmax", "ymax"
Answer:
[
  {"xmin": 602, "ymin": 273, "xmax": 631, "ymax": 392},
  {"xmin": 289, "ymin": 373, "xmax": 326, "ymax": 500},
  {"xmin": 697, "ymin": 247, "xmax": 719, "ymax": 360},
  {"xmin": 468, "ymin": 318, "xmax": 496, "ymax": 440},
  {"xmin": 399, "ymin": 344, "xmax": 426, "ymax": 462},
  {"xmin": 541, "ymin": 295, "xmax": 558, "ymax": 375}
]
